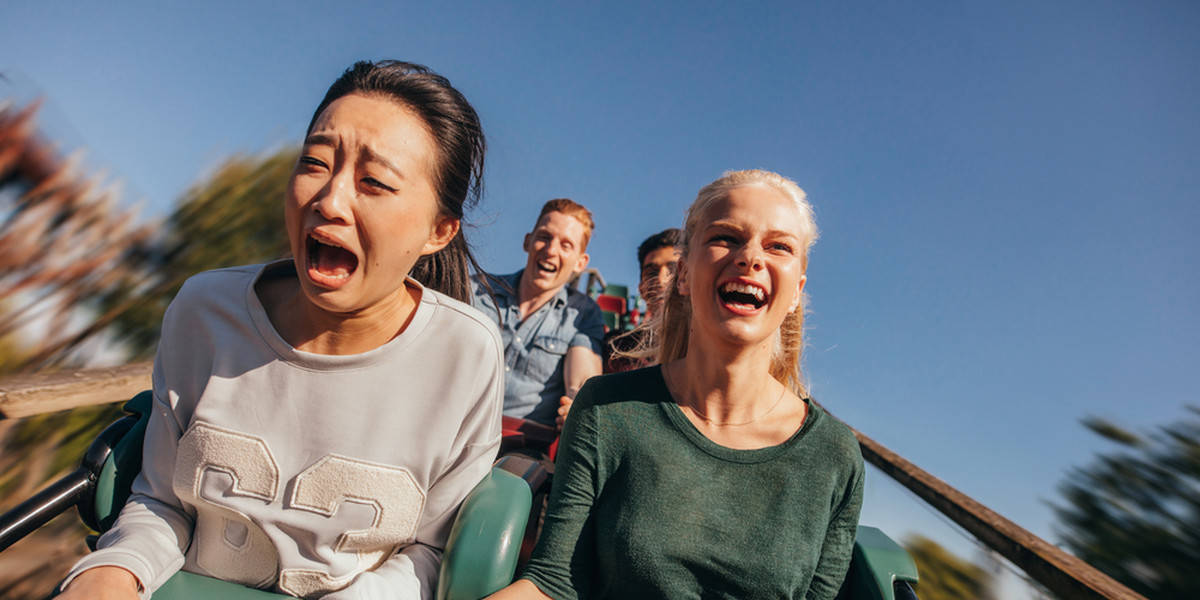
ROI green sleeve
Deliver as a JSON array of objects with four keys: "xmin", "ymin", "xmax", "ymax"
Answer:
[
  {"xmin": 520, "ymin": 380, "xmax": 602, "ymax": 600},
  {"xmin": 806, "ymin": 452, "xmax": 866, "ymax": 600}
]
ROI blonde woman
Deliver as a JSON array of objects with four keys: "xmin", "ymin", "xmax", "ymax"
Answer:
[{"xmin": 492, "ymin": 169, "xmax": 864, "ymax": 600}]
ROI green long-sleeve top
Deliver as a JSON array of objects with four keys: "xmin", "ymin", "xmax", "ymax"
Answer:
[{"xmin": 521, "ymin": 367, "xmax": 865, "ymax": 600}]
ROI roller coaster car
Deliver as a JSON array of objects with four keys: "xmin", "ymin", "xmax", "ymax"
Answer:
[{"xmin": 0, "ymin": 393, "xmax": 919, "ymax": 600}]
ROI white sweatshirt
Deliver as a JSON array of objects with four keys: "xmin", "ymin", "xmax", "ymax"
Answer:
[{"xmin": 65, "ymin": 262, "xmax": 504, "ymax": 599}]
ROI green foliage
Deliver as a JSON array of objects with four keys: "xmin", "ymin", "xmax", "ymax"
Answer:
[
  {"xmin": 98, "ymin": 148, "xmax": 297, "ymax": 357},
  {"xmin": 1079, "ymin": 416, "xmax": 1144, "ymax": 447},
  {"xmin": 903, "ymin": 535, "xmax": 992, "ymax": 600},
  {"xmin": 1052, "ymin": 406, "xmax": 1200, "ymax": 599},
  {"xmin": 167, "ymin": 149, "xmax": 298, "ymax": 283},
  {"xmin": 0, "ymin": 331, "xmax": 27, "ymax": 375}
]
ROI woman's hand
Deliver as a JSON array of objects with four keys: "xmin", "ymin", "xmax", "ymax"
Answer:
[{"xmin": 57, "ymin": 566, "xmax": 141, "ymax": 600}]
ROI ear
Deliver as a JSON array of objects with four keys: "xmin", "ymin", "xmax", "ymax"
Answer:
[
  {"xmin": 421, "ymin": 216, "xmax": 460, "ymax": 255},
  {"xmin": 572, "ymin": 251, "xmax": 590, "ymax": 275},
  {"xmin": 676, "ymin": 260, "xmax": 690, "ymax": 296},
  {"xmin": 522, "ymin": 232, "xmax": 533, "ymax": 253},
  {"xmin": 789, "ymin": 274, "xmax": 807, "ymax": 313}
]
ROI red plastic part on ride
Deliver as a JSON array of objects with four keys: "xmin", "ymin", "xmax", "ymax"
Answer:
[
  {"xmin": 500, "ymin": 416, "xmax": 559, "ymax": 459},
  {"xmin": 595, "ymin": 294, "xmax": 626, "ymax": 315}
]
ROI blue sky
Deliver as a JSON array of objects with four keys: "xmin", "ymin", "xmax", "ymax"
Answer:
[{"xmin": 4, "ymin": 0, "xmax": 1198, "ymax": 588}]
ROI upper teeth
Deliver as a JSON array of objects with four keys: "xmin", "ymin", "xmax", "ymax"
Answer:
[
  {"xmin": 311, "ymin": 236, "xmax": 342, "ymax": 249},
  {"xmin": 722, "ymin": 282, "xmax": 764, "ymax": 300},
  {"xmin": 539, "ymin": 261, "xmax": 557, "ymax": 272}
]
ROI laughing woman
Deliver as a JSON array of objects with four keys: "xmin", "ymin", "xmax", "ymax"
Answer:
[
  {"xmin": 58, "ymin": 61, "xmax": 502, "ymax": 600},
  {"xmin": 491, "ymin": 170, "xmax": 864, "ymax": 600}
]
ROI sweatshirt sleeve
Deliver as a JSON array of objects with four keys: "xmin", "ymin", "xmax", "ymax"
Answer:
[{"xmin": 60, "ymin": 351, "xmax": 196, "ymax": 598}]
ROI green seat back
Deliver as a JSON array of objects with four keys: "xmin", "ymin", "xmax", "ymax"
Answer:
[
  {"xmin": 601, "ymin": 310, "xmax": 619, "ymax": 331},
  {"xmin": 436, "ymin": 467, "xmax": 533, "ymax": 600},
  {"xmin": 155, "ymin": 571, "xmax": 287, "ymax": 600},
  {"xmin": 602, "ymin": 283, "xmax": 628, "ymax": 300},
  {"xmin": 91, "ymin": 391, "xmax": 152, "ymax": 531},
  {"xmin": 836, "ymin": 526, "xmax": 920, "ymax": 600}
]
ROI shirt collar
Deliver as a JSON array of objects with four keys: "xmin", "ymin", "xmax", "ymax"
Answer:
[{"xmin": 506, "ymin": 269, "xmax": 570, "ymax": 309}]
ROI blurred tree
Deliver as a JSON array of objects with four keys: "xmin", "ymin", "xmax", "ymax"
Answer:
[
  {"xmin": 0, "ymin": 100, "xmax": 295, "ymax": 597},
  {"xmin": 0, "ymin": 147, "xmax": 295, "ymax": 598},
  {"xmin": 96, "ymin": 148, "xmax": 296, "ymax": 357},
  {"xmin": 903, "ymin": 535, "xmax": 993, "ymax": 600},
  {"xmin": 0, "ymin": 100, "xmax": 153, "ymax": 371},
  {"xmin": 0, "ymin": 331, "xmax": 25, "ymax": 375},
  {"xmin": 1052, "ymin": 407, "xmax": 1200, "ymax": 599}
]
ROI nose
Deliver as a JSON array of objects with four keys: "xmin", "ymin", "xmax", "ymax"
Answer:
[
  {"xmin": 312, "ymin": 170, "xmax": 353, "ymax": 224},
  {"xmin": 734, "ymin": 245, "xmax": 764, "ymax": 271},
  {"xmin": 655, "ymin": 265, "xmax": 673, "ymax": 289}
]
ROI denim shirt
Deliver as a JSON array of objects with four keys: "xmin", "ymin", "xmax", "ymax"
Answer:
[{"xmin": 471, "ymin": 270, "xmax": 605, "ymax": 426}]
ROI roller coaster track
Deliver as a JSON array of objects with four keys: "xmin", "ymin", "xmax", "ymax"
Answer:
[{"xmin": 0, "ymin": 364, "xmax": 1146, "ymax": 600}]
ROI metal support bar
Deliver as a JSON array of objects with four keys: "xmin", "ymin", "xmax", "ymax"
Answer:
[{"xmin": 0, "ymin": 468, "xmax": 92, "ymax": 552}]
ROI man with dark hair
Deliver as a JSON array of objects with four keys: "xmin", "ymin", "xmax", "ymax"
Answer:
[
  {"xmin": 471, "ymin": 199, "xmax": 605, "ymax": 429},
  {"xmin": 604, "ymin": 228, "xmax": 681, "ymax": 373},
  {"xmin": 636, "ymin": 228, "xmax": 681, "ymax": 319}
]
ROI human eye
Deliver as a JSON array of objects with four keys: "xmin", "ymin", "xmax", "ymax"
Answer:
[
  {"xmin": 361, "ymin": 176, "xmax": 397, "ymax": 193},
  {"xmin": 768, "ymin": 241, "xmax": 796, "ymax": 254},
  {"xmin": 297, "ymin": 155, "xmax": 327, "ymax": 170}
]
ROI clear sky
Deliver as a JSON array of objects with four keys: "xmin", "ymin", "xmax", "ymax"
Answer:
[{"xmin": 4, "ymin": 0, "xmax": 1198, "ymax": 591}]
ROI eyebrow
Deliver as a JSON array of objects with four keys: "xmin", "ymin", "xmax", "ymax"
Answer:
[
  {"xmin": 706, "ymin": 221, "xmax": 799, "ymax": 240},
  {"xmin": 642, "ymin": 256, "xmax": 677, "ymax": 269},
  {"xmin": 302, "ymin": 132, "xmax": 337, "ymax": 148},
  {"xmin": 361, "ymin": 147, "xmax": 406, "ymax": 181},
  {"xmin": 302, "ymin": 134, "xmax": 407, "ymax": 181}
]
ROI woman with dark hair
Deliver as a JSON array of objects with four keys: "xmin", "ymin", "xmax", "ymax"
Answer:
[
  {"xmin": 58, "ymin": 61, "xmax": 502, "ymax": 600},
  {"xmin": 492, "ymin": 170, "xmax": 864, "ymax": 600},
  {"xmin": 306, "ymin": 60, "xmax": 488, "ymax": 302}
]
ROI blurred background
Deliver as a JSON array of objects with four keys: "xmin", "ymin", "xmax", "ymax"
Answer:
[{"xmin": 1, "ymin": 2, "xmax": 1197, "ymax": 598}]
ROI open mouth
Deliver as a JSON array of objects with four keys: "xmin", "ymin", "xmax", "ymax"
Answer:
[
  {"xmin": 718, "ymin": 281, "xmax": 768, "ymax": 311},
  {"xmin": 306, "ymin": 234, "xmax": 358, "ymax": 283},
  {"xmin": 536, "ymin": 260, "xmax": 559, "ymax": 275}
]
